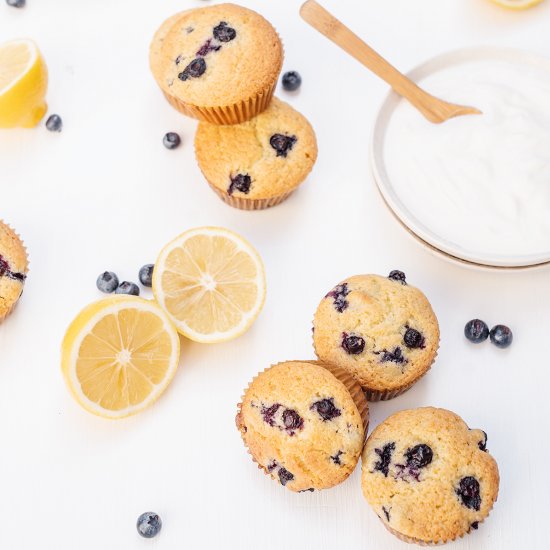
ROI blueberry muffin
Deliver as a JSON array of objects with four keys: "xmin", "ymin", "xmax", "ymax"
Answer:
[
  {"xmin": 361, "ymin": 407, "xmax": 499, "ymax": 544},
  {"xmin": 236, "ymin": 360, "xmax": 369, "ymax": 492},
  {"xmin": 150, "ymin": 3, "xmax": 283, "ymax": 125},
  {"xmin": 313, "ymin": 271, "xmax": 439, "ymax": 401},
  {"xmin": 195, "ymin": 98, "xmax": 318, "ymax": 209},
  {"xmin": 0, "ymin": 221, "xmax": 28, "ymax": 322}
]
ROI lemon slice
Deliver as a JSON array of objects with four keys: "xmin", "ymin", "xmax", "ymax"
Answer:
[
  {"xmin": 61, "ymin": 296, "xmax": 180, "ymax": 419},
  {"xmin": 490, "ymin": 0, "xmax": 544, "ymax": 9},
  {"xmin": 153, "ymin": 227, "xmax": 266, "ymax": 343},
  {"xmin": 0, "ymin": 39, "xmax": 48, "ymax": 128}
]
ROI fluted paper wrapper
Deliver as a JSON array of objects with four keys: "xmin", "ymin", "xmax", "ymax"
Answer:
[
  {"xmin": 207, "ymin": 180, "xmax": 295, "ymax": 210},
  {"xmin": 162, "ymin": 74, "xmax": 278, "ymax": 125}
]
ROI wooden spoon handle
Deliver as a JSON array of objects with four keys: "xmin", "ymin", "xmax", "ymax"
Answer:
[{"xmin": 300, "ymin": 0, "xmax": 437, "ymax": 112}]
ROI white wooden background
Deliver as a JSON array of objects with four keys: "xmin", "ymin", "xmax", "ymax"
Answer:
[{"xmin": 1, "ymin": 0, "xmax": 549, "ymax": 548}]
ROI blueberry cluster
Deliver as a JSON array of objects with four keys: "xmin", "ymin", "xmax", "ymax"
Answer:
[
  {"xmin": 464, "ymin": 319, "xmax": 513, "ymax": 349},
  {"xmin": 96, "ymin": 264, "xmax": 154, "ymax": 296}
]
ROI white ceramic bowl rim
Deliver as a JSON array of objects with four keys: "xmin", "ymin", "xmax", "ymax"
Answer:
[{"xmin": 371, "ymin": 46, "xmax": 550, "ymax": 268}]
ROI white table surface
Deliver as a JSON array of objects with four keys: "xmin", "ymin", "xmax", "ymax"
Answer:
[{"xmin": 1, "ymin": 0, "xmax": 550, "ymax": 548}]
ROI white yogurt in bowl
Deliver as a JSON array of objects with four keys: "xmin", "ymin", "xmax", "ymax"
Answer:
[{"xmin": 372, "ymin": 47, "xmax": 550, "ymax": 267}]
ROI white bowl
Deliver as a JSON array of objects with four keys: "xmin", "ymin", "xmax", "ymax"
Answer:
[{"xmin": 371, "ymin": 46, "xmax": 550, "ymax": 269}]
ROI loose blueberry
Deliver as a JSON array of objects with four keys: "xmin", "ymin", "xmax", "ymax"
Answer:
[
  {"xmin": 310, "ymin": 398, "xmax": 341, "ymax": 421},
  {"xmin": 278, "ymin": 467, "xmax": 294, "ymax": 486},
  {"xmin": 403, "ymin": 327, "xmax": 425, "ymax": 349},
  {"xmin": 489, "ymin": 325, "xmax": 513, "ymax": 349},
  {"xmin": 269, "ymin": 134, "xmax": 297, "ymax": 158},
  {"xmin": 282, "ymin": 409, "xmax": 304, "ymax": 433},
  {"xmin": 464, "ymin": 319, "xmax": 489, "ymax": 344},
  {"xmin": 96, "ymin": 271, "xmax": 119, "ymax": 293},
  {"xmin": 115, "ymin": 281, "xmax": 140, "ymax": 296},
  {"xmin": 388, "ymin": 270, "xmax": 406, "ymax": 284},
  {"xmin": 178, "ymin": 57, "xmax": 206, "ymax": 81},
  {"xmin": 326, "ymin": 283, "xmax": 350, "ymax": 313},
  {"xmin": 136, "ymin": 512, "xmax": 162, "ymax": 539},
  {"xmin": 374, "ymin": 442, "xmax": 395, "ymax": 477},
  {"xmin": 282, "ymin": 71, "xmax": 302, "ymax": 92},
  {"xmin": 6, "ymin": 0, "xmax": 25, "ymax": 7},
  {"xmin": 405, "ymin": 444, "xmax": 433, "ymax": 468},
  {"xmin": 228, "ymin": 173, "xmax": 251, "ymax": 195},
  {"xmin": 163, "ymin": 132, "xmax": 181, "ymax": 150},
  {"xmin": 213, "ymin": 21, "xmax": 237, "ymax": 42},
  {"xmin": 342, "ymin": 333, "xmax": 365, "ymax": 355},
  {"xmin": 478, "ymin": 431, "xmax": 488, "ymax": 452},
  {"xmin": 456, "ymin": 476, "xmax": 481, "ymax": 511},
  {"xmin": 139, "ymin": 264, "xmax": 154, "ymax": 287},
  {"xmin": 45, "ymin": 114, "xmax": 62, "ymax": 132},
  {"xmin": 196, "ymin": 38, "xmax": 221, "ymax": 57}
]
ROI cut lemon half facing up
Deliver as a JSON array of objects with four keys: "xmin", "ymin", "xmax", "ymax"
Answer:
[
  {"xmin": 61, "ymin": 296, "xmax": 180, "ymax": 419},
  {"xmin": 153, "ymin": 227, "xmax": 266, "ymax": 343}
]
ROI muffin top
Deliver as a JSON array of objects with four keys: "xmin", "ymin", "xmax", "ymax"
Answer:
[
  {"xmin": 150, "ymin": 4, "xmax": 283, "ymax": 107},
  {"xmin": 236, "ymin": 361, "xmax": 367, "ymax": 492},
  {"xmin": 361, "ymin": 407, "xmax": 499, "ymax": 544},
  {"xmin": 313, "ymin": 272, "xmax": 439, "ymax": 394},
  {"xmin": 0, "ymin": 221, "xmax": 28, "ymax": 320},
  {"xmin": 195, "ymin": 98, "xmax": 318, "ymax": 200}
]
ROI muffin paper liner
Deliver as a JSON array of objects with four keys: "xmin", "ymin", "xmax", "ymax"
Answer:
[
  {"xmin": 235, "ymin": 359, "xmax": 370, "ymax": 489},
  {"xmin": 206, "ymin": 180, "xmax": 295, "ymax": 210},
  {"xmin": 162, "ymin": 74, "xmax": 278, "ymax": 125},
  {"xmin": 0, "ymin": 220, "xmax": 29, "ymax": 324}
]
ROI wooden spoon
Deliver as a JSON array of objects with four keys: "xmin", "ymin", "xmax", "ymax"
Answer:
[{"xmin": 300, "ymin": 0, "xmax": 481, "ymax": 123}]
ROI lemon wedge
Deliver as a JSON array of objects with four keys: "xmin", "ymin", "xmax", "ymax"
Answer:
[
  {"xmin": 61, "ymin": 296, "xmax": 180, "ymax": 419},
  {"xmin": 490, "ymin": 0, "xmax": 544, "ymax": 9},
  {"xmin": 153, "ymin": 227, "xmax": 266, "ymax": 343},
  {"xmin": 0, "ymin": 39, "xmax": 48, "ymax": 128}
]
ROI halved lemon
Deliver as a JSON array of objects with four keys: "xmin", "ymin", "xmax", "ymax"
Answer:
[
  {"xmin": 61, "ymin": 296, "xmax": 180, "ymax": 419},
  {"xmin": 153, "ymin": 227, "xmax": 266, "ymax": 343},
  {"xmin": 0, "ymin": 39, "xmax": 48, "ymax": 128},
  {"xmin": 490, "ymin": 0, "xmax": 544, "ymax": 9}
]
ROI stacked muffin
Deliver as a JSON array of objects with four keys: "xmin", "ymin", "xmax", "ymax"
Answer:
[
  {"xmin": 150, "ymin": 3, "xmax": 318, "ymax": 210},
  {"xmin": 235, "ymin": 271, "xmax": 500, "ymax": 545}
]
